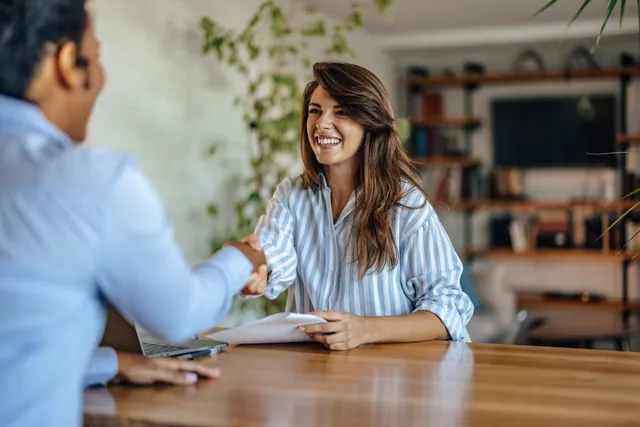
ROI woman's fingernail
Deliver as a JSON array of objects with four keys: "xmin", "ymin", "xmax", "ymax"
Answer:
[{"xmin": 184, "ymin": 373, "xmax": 198, "ymax": 383}]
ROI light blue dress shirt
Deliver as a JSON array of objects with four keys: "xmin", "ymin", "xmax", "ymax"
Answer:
[
  {"xmin": 255, "ymin": 175, "xmax": 474, "ymax": 341},
  {"xmin": 0, "ymin": 94, "xmax": 253, "ymax": 427}
]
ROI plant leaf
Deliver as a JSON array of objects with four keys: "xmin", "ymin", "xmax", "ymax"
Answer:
[
  {"xmin": 301, "ymin": 20, "xmax": 326, "ymax": 36},
  {"xmin": 621, "ymin": 186, "xmax": 640, "ymax": 200},
  {"xmin": 637, "ymin": 0, "xmax": 640, "ymax": 47},
  {"xmin": 599, "ymin": 198, "xmax": 640, "ymax": 239},
  {"xmin": 206, "ymin": 203, "xmax": 219, "ymax": 217},
  {"xmin": 621, "ymin": 0, "xmax": 627, "ymax": 25},
  {"xmin": 374, "ymin": 0, "xmax": 396, "ymax": 13},
  {"xmin": 568, "ymin": 0, "xmax": 593, "ymax": 26},
  {"xmin": 534, "ymin": 0, "xmax": 561, "ymax": 16},
  {"xmin": 351, "ymin": 10, "xmax": 363, "ymax": 27},
  {"xmin": 626, "ymin": 228, "xmax": 640, "ymax": 247},
  {"xmin": 596, "ymin": 0, "xmax": 618, "ymax": 45},
  {"xmin": 248, "ymin": 192, "xmax": 262, "ymax": 202}
]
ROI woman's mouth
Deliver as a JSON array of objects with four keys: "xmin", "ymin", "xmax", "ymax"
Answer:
[{"xmin": 316, "ymin": 136, "xmax": 342, "ymax": 149}]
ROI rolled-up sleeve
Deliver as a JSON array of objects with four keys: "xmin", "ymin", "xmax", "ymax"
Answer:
[
  {"xmin": 83, "ymin": 347, "xmax": 119, "ymax": 388},
  {"xmin": 402, "ymin": 212, "xmax": 474, "ymax": 341},
  {"xmin": 253, "ymin": 179, "xmax": 298, "ymax": 300}
]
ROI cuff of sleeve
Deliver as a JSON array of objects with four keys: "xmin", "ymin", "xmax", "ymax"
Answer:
[
  {"xmin": 414, "ymin": 301, "xmax": 465, "ymax": 341},
  {"xmin": 95, "ymin": 347, "xmax": 119, "ymax": 386},
  {"xmin": 207, "ymin": 246, "xmax": 254, "ymax": 294},
  {"xmin": 262, "ymin": 243, "xmax": 283, "ymax": 284}
]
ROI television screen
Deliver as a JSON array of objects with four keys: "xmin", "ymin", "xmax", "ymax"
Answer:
[{"xmin": 492, "ymin": 95, "xmax": 617, "ymax": 168}]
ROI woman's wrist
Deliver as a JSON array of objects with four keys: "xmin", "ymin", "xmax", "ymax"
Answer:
[{"xmin": 361, "ymin": 316, "xmax": 381, "ymax": 344}]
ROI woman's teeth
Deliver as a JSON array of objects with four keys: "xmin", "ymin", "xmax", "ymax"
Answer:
[{"xmin": 317, "ymin": 137, "xmax": 341, "ymax": 146}]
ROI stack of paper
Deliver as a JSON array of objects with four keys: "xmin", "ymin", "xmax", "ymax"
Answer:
[{"xmin": 207, "ymin": 312, "xmax": 326, "ymax": 345}]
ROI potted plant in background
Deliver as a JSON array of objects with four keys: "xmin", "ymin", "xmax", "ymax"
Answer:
[{"xmin": 199, "ymin": 0, "xmax": 398, "ymax": 322}]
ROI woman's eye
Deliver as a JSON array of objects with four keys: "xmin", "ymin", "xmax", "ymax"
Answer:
[
  {"xmin": 335, "ymin": 110, "xmax": 346, "ymax": 116},
  {"xmin": 309, "ymin": 109, "xmax": 321, "ymax": 115}
]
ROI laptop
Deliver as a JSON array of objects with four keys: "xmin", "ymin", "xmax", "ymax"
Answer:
[{"xmin": 100, "ymin": 304, "xmax": 227, "ymax": 358}]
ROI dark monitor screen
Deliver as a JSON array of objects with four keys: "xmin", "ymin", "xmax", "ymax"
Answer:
[{"xmin": 492, "ymin": 95, "xmax": 617, "ymax": 168}]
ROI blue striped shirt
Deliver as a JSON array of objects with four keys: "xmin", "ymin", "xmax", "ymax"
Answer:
[{"xmin": 255, "ymin": 175, "xmax": 474, "ymax": 341}]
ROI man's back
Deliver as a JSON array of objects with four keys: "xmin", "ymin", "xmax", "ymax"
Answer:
[
  {"xmin": 0, "ymin": 2, "xmax": 267, "ymax": 425},
  {"xmin": 0, "ymin": 97, "xmax": 130, "ymax": 426},
  {"xmin": 0, "ymin": 93, "xmax": 261, "ymax": 427}
]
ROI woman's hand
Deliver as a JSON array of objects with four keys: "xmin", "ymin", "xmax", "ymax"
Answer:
[
  {"xmin": 240, "ymin": 264, "xmax": 268, "ymax": 295},
  {"xmin": 238, "ymin": 234, "xmax": 267, "ymax": 295},
  {"xmin": 298, "ymin": 311, "xmax": 372, "ymax": 351}
]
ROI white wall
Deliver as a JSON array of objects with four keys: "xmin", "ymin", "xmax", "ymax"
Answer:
[
  {"xmin": 91, "ymin": 0, "xmax": 394, "ymax": 265},
  {"xmin": 393, "ymin": 35, "xmax": 640, "ymax": 299},
  {"xmin": 89, "ymin": 0, "xmax": 394, "ymax": 325}
]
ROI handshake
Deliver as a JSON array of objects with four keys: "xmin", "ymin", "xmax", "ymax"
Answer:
[{"xmin": 223, "ymin": 234, "xmax": 268, "ymax": 296}]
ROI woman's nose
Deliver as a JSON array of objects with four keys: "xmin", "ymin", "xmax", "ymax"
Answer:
[{"xmin": 316, "ymin": 113, "xmax": 332, "ymax": 129}]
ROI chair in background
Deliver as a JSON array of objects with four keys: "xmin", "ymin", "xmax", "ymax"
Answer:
[{"xmin": 464, "ymin": 263, "xmax": 528, "ymax": 344}]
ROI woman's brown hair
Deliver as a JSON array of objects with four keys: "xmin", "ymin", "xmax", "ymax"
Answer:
[{"xmin": 300, "ymin": 61, "xmax": 427, "ymax": 279}]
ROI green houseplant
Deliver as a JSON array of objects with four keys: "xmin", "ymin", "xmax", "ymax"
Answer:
[{"xmin": 199, "ymin": 0, "xmax": 397, "ymax": 319}]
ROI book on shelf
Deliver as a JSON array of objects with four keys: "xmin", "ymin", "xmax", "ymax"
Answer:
[{"xmin": 432, "ymin": 167, "xmax": 482, "ymax": 204}]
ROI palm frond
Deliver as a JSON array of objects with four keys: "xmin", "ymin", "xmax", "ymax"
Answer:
[
  {"xmin": 568, "ymin": 0, "xmax": 593, "ymax": 26},
  {"xmin": 534, "ymin": 0, "xmax": 561, "ymax": 16},
  {"xmin": 598, "ymin": 199, "xmax": 640, "ymax": 240},
  {"xmin": 596, "ymin": 0, "xmax": 619, "ymax": 45}
]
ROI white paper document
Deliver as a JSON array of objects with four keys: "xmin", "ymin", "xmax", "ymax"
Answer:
[{"xmin": 207, "ymin": 312, "xmax": 326, "ymax": 345}]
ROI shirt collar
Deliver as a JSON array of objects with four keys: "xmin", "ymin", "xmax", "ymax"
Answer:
[
  {"xmin": 318, "ymin": 172, "xmax": 329, "ymax": 189},
  {"xmin": 0, "ymin": 94, "xmax": 73, "ymax": 148},
  {"xmin": 317, "ymin": 171, "xmax": 358, "ymax": 225}
]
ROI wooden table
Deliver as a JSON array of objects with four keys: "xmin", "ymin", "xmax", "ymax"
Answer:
[{"xmin": 84, "ymin": 341, "xmax": 640, "ymax": 427}]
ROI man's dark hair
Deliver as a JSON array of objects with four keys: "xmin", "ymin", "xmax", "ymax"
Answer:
[{"xmin": 0, "ymin": 0, "xmax": 88, "ymax": 99}]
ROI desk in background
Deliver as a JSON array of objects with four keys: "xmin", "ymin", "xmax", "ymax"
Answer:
[
  {"xmin": 84, "ymin": 340, "xmax": 640, "ymax": 427},
  {"xmin": 517, "ymin": 292, "xmax": 640, "ymax": 350}
]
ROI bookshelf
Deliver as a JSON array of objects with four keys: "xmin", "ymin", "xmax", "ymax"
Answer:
[
  {"xmin": 444, "ymin": 199, "xmax": 639, "ymax": 211},
  {"xmin": 406, "ymin": 67, "xmax": 640, "ymax": 87},
  {"xmin": 465, "ymin": 248, "xmax": 636, "ymax": 261},
  {"xmin": 405, "ymin": 65, "xmax": 640, "ymax": 318},
  {"xmin": 411, "ymin": 116, "xmax": 480, "ymax": 128},
  {"xmin": 517, "ymin": 291, "xmax": 640, "ymax": 311},
  {"xmin": 618, "ymin": 133, "xmax": 640, "ymax": 145},
  {"xmin": 413, "ymin": 156, "xmax": 479, "ymax": 168}
]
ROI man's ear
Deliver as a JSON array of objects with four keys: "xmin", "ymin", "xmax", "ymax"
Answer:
[{"xmin": 55, "ymin": 41, "xmax": 84, "ymax": 91}]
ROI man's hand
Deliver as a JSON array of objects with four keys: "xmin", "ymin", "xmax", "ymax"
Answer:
[
  {"xmin": 115, "ymin": 353, "xmax": 220, "ymax": 385},
  {"xmin": 298, "ymin": 311, "xmax": 372, "ymax": 351},
  {"xmin": 224, "ymin": 234, "xmax": 266, "ymax": 272},
  {"xmin": 223, "ymin": 234, "xmax": 268, "ymax": 295}
]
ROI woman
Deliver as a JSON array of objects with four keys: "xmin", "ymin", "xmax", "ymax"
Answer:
[{"xmin": 252, "ymin": 62, "xmax": 473, "ymax": 350}]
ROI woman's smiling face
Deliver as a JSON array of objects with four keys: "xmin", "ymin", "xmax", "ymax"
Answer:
[{"xmin": 306, "ymin": 85, "xmax": 364, "ymax": 167}]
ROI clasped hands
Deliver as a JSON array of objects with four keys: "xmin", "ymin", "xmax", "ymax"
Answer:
[{"xmin": 223, "ymin": 234, "xmax": 268, "ymax": 296}]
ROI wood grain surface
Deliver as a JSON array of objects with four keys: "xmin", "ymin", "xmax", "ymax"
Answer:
[{"xmin": 84, "ymin": 340, "xmax": 640, "ymax": 427}]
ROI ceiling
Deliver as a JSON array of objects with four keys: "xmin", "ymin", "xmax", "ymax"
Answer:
[{"xmin": 303, "ymin": 0, "xmax": 638, "ymax": 35}]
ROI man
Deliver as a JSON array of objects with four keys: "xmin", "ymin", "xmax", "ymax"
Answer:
[{"xmin": 0, "ymin": 1, "xmax": 266, "ymax": 426}]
